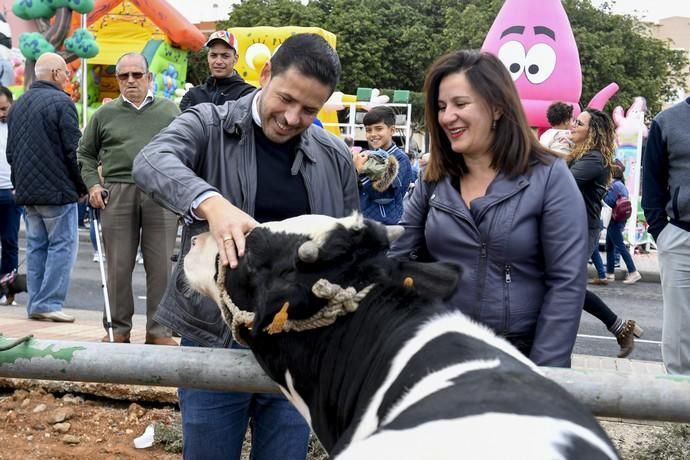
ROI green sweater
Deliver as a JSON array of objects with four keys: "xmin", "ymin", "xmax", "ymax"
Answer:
[{"xmin": 78, "ymin": 96, "xmax": 180, "ymax": 189}]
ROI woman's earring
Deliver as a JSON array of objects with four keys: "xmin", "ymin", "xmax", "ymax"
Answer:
[{"xmin": 492, "ymin": 119, "xmax": 497, "ymax": 130}]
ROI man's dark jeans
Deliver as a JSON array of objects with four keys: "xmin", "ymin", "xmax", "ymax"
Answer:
[{"xmin": 0, "ymin": 189, "xmax": 21, "ymax": 275}]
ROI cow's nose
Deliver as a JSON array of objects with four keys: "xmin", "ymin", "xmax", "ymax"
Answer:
[{"xmin": 191, "ymin": 236, "xmax": 197, "ymax": 247}]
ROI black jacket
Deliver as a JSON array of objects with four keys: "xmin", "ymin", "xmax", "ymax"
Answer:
[
  {"xmin": 179, "ymin": 73, "xmax": 255, "ymax": 111},
  {"xmin": 6, "ymin": 81, "xmax": 87, "ymax": 205},
  {"xmin": 569, "ymin": 150, "xmax": 609, "ymax": 231}
]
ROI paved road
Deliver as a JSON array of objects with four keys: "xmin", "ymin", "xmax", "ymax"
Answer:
[
  {"xmin": 575, "ymin": 281, "xmax": 662, "ymax": 362},
  {"xmin": 13, "ymin": 230, "xmax": 664, "ymax": 362},
  {"xmin": 14, "ymin": 229, "xmax": 150, "ymax": 313}
]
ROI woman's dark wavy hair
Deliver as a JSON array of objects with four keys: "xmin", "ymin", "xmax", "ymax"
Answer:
[
  {"xmin": 569, "ymin": 108, "xmax": 616, "ymax": 174},
  {"xmin": 423, "ymin": 50, "xmax": 555, "ymax": 181}
]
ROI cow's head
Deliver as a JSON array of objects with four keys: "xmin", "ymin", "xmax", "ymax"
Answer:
[{"xmin": 184, "ymin": 213, "xmax": 460, "ymax": 343}]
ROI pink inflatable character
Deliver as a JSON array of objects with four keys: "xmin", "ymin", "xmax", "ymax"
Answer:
[
  {"xmin": 612, "ymin": 97, "xmax": 648, "ymax": 148},
  {"xmin": 481, "ymin": 0, "xmax": 618, "ymax": 129}
]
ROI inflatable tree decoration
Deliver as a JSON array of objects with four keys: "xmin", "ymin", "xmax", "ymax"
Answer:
[{"xmin": 12, "ymin": 0, "xmax": 98, "ymax": 89}]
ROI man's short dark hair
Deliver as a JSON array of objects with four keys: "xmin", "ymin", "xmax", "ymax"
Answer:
[
  {"xmin": 363, "ymin": 106, "xmax": 396, "ymax": 127},
  {"xmin": 0, "ymin": 85, "xmax": 13, "ymax": 103},
  {"xmin": 270, "ymin": 34, "xmax": 340, "ymax": 92}
]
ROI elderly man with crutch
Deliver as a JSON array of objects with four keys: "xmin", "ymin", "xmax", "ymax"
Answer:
[{"xmin": 78, "ymin": 52, "xmax": 180, "ymax": 344}]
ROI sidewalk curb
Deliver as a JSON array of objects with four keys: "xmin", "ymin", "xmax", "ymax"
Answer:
[
  {"xmin": 19, "ymin": 228, "xmax": 181, "ymax": 245},
  {"xmin": 587, "ymin": 266, "xmax": 660, "ymax": 283}
]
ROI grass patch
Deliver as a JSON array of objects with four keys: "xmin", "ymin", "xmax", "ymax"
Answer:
[
  {"xmin": 154, "ymin": 420, "xmax": 183, "ymax": 454},
  {"xmin": 630, "ymin": 423, "xmax": 689, "ymax": 459}
]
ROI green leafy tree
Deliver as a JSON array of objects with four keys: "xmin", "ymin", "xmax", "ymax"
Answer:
[
  {"xmin": 564, "ymin": 0, "xmax": 687, "ymax": 116},
  {"xmin": 12, "ymin": 0, "xmax": 98, "ymax": 88},
  {"xmin": 213, "ymin": 0, "xmax": 687, "ymax": 119},
  {"xmin": 186, "ymin": 48, "xmax": 209, "ymax": 86}
]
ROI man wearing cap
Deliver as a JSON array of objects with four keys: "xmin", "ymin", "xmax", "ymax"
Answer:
[{"xmin": 179, "ymin": 30, "xmax": 254, "ymax": 111}]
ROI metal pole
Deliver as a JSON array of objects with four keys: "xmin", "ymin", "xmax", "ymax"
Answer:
[
  {"xmin": 0, "ymin": 337, "xmax": 276, "ymax": 393},
  {"xmin": 80, "ymin": 12, "xmax": 88, "ymax": 129},
  {"xmin": 2, "ymin": 337, "xmax": 690, "ymax": 423},
  {"xmin": 542, "ymin": 367, "xmax": 690, "ymax": 423}
]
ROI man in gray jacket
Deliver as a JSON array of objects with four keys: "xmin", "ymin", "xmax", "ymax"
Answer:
[
  {"xmin": 133, "ymin": 34, "xmax": 358, "ymax": 459},
  {"xmin": 643, "ymin": 98, "xmax": 690, "ymax": 375}
]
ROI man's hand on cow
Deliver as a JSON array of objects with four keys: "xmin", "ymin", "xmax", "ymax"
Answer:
[
  {"xmin": 195, "ymin": 195, "xmax": 258, "ymax": 269},
  {"xmin": 89, "ymin": 184, "xmax": 108, "ymax": 208}
]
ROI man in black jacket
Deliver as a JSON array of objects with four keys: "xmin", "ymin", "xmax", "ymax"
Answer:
[
  {"xmin": 179, "ymin": 30, "xmax": 254, "ymax": 110},
  {"xmin": 6, "ymin": 52, "xmax": 87, "ymax": 323}
]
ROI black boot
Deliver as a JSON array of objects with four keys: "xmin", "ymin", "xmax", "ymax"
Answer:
[{"xmin": 609, "ymin": 318, "xmax": 643, "ymax": 358}]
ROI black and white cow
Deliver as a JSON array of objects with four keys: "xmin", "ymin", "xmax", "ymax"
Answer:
[{"xmin": 184, "ymin": 213, "xmax": 619, "ymax": 460}]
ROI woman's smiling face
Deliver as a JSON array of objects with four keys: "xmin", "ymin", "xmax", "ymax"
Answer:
[
  {"xmin": 570, "ymin": 111, "xmax": 592, "ymax": 146},
  {"xmin": 437, "ymin": 71, "xmax": 496, "ymax": 158}
]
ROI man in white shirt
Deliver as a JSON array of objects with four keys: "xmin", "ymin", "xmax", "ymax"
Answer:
[{"xmin": 0, "ymin": 85, "xmax": 20, "ymax": 302}]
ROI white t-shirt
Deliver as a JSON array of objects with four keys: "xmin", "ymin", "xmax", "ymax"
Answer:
[
  {"xmin": 539, "ymin": 128, "xmax": 573, "ymax": 156},
  {"xmin": 0, "ymin": 123, "xmax": 11, "ymax": 189}
]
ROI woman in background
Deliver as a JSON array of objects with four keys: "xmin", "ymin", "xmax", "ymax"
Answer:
[
  {"xmin": 603, "ymin": 160, "xmax": 641, "ymax": 284},
  {"xmin": 569, "ymin": 108, "xmax": 643, "ymax": 357},
  {"xmin": 389, "ymin": 50, "xmax": 587, "ymax": 367}
]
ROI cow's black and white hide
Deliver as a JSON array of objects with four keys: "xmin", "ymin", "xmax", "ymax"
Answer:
[{"xmin": 184, "ymin": 213, "xmax": 619, "ymax": 460}]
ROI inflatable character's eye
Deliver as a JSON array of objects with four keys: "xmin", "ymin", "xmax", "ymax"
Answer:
[
  {"xmin": 497, "ymin": 41, "xmax": 525, "ymax": 81},
  {"xmin": 524, "ymin": 43, "xmax": 556, "ymax": 84},
  {"xmin": 245, "ymin": 43, "xmax": 271, "ymax": 71}
]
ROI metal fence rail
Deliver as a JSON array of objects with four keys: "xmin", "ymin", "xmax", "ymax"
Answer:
[{"xmin": 1, "ymin": 337, "xmax": 689, "ymax": 423}]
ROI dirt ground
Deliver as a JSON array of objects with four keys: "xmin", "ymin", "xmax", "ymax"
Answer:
[
  {"xmin": 0, "ymin": 388, "xmax": 181, "ymax": 460},
  {"xmin": 0, "ymin": 386, "xmax": 676, "ymax": 459}
]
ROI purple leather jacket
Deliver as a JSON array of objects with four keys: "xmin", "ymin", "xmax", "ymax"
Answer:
[{"xmin": 389, "ymin": 157, "xmax": 587, "ymax": 367}]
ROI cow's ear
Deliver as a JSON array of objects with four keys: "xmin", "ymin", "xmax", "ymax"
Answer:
[
  {"xmin": 393, "ymin": 260, "xmax": 461, "ymax": 300},
  {"xmin": 249, "ymin": 284, "xmax": 313, "ymax": 336},
  {"xmin": 313, "ymin": 222, "xmax": 389, "ymax": 263}
]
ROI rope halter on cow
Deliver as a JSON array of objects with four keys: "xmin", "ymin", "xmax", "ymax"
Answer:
[{"xmin": 215, "ymin": 260, "xmax": 375, "ymax": 345}]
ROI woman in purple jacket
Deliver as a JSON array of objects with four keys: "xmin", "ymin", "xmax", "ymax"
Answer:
[{"xmin": 389, "ymin": 50, "xmax": 587, "ymax": 368}]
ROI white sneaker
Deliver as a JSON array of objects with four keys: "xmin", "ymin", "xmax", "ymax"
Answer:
[
  {"xmin": 606, "ymin": 273, "xmax": 616, "ymax": 281},
  {"xmin": 93, "ymin": 253, "xmax": 105, "ymax": 263},
  {"xmin": 29, "ymin": 311, "xmax": 75, "ymax": 322},
  {"xmin": 623, "ymin": 271, "xmax": 642, "ymax": 284},
  {"xmin": 137, "ymin": 253, "xmax": 144, "ymax": 265}
]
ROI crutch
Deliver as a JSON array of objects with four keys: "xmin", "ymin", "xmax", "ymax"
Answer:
[{"xmin": 90, "ymin": 190, "xmax": 114, "ymax": 342}]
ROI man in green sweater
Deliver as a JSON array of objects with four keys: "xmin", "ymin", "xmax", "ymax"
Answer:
[{"xmin": 78, "ymin": 52, "xmax": 180, "ymax": 345}]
